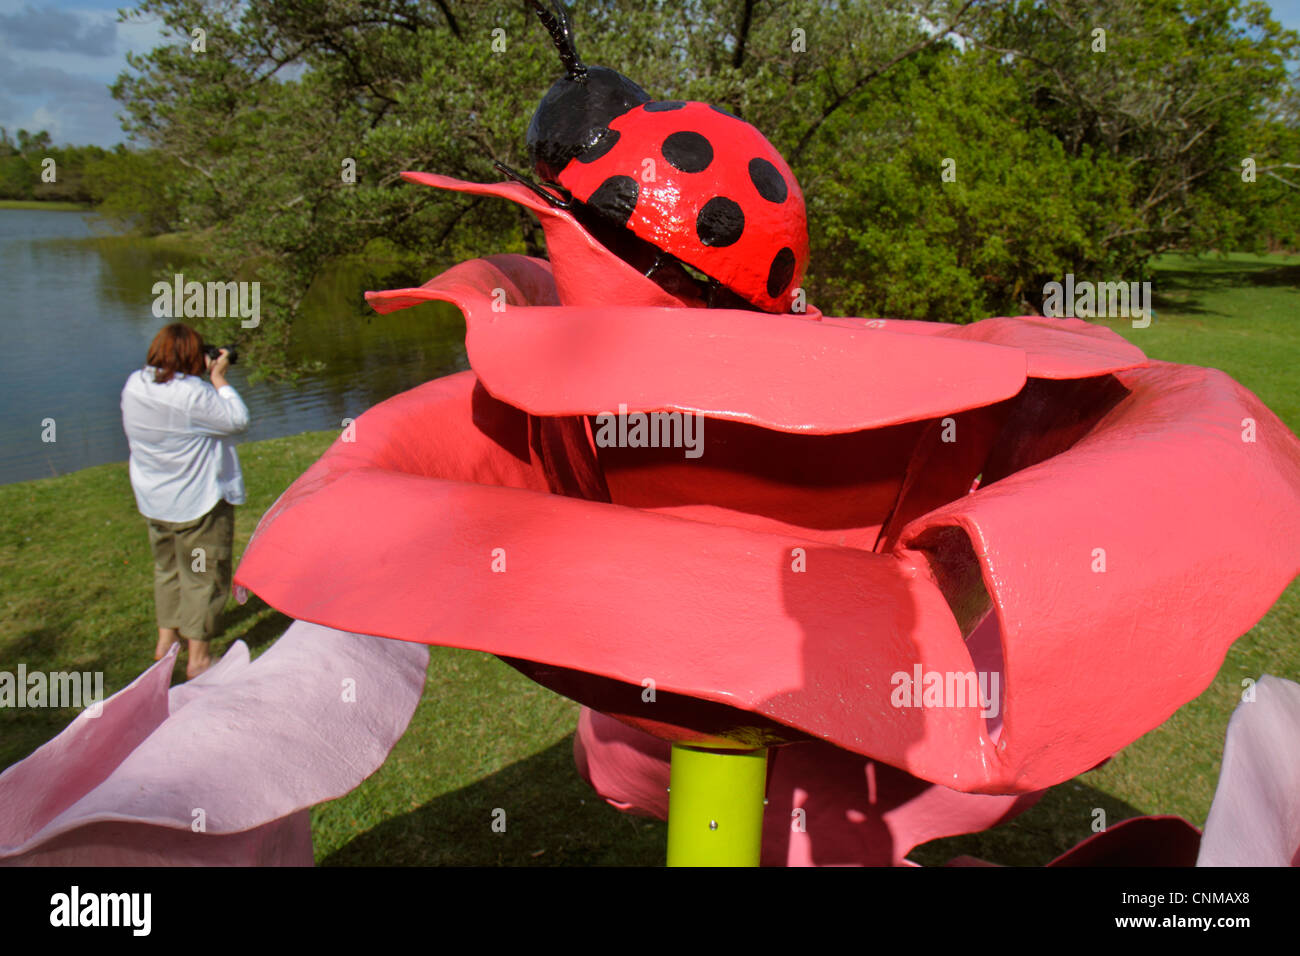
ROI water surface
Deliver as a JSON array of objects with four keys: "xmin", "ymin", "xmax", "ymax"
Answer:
[{"xmin": 0, "ymin": 209, "xmax": 467, "ymax": 484}]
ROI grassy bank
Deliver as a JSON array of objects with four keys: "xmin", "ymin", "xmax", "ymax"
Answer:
[
  {"xmin": 0, "ymin": 199, "xmax": 93, "ymax": 211},
  {"xmin": 1, "ymin": 252, "xmax": 1297, "ymax": 866}
]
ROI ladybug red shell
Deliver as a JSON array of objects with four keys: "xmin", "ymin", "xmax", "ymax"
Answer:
[{"xmin": 555, "ymin": 101, "xmax": 809, "ymax": 314}]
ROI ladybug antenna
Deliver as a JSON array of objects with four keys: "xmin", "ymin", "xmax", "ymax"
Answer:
[
  {"xmin": 528, "ymin": 0, "xmax": 588, "ymax": 82},
  {"xmin": 494, "ymin": 160, "xmax": 573, "ymax": 209}
]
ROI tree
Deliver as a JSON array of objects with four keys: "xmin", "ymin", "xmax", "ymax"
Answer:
[
  {"xmin": 16, "ymin": 129, "xmax": 53, "ymax": 154},
  {"xmin": 958, "ymin": 0, "xmax": 1300, "ymax": 280},
  {"xmin": 86, "ymin": 146, "xmax": 185, "ymax": 233},
  {"xmin": 106, "ymin": 0, "xmax": 1300, "ymax": 376}
]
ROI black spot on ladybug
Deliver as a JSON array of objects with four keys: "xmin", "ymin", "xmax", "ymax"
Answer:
[
  {"xmin": 588, "ymin": 175, "xmax": 639, "ymax": 226},
  {"xmin": 696, "ymin": 197, "xmax": 745, "ymax": 247},
  {"xmin": 644, "ymin": 100, "xmax": 686, "ymax": 112},
  {"xmin": 710, "ymin": 104, "xmax": 739, "ymax": 119},
  {"xmin": 577, "ymin": 126, "xmax": 620, "ymax": 163},
  {"xmin": 748, "ymin": 158, "xmax": 788, "ymax": 203},
  {"xmin": 661, "ymin": 131, "xmax": 713, "ymax": 173},
  {"xmin": 767, "ymin": 247, "xmax": 796, "ymax": 298}
]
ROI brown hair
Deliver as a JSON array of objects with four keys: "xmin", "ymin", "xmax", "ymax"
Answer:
[{"xmin": 146, "ymin": 323, "xmax": 206, "ymax": 384}]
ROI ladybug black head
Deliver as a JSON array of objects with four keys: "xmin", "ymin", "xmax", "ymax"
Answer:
[{"xmin": 525, "ymin": 0, "xmax": 650, "ymax": 181}]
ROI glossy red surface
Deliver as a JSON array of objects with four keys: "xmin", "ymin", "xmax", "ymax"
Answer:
[
  {"xmin": 233, "ymin": 179, "xmax": 1300, "ymax": 795},
  {"xmin": 556, "ymin": 102, "xmax": 809, "ymax": 313}
]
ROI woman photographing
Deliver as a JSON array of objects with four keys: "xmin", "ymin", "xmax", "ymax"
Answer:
[{"xmin": 121, "ymin": 323, "xmax": 249, "ymax": 679}]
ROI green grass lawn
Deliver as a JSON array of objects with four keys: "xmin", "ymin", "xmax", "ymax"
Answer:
[{"xmin": 1, "ymin": 251, "xmax": 1296, "ymax": 866}]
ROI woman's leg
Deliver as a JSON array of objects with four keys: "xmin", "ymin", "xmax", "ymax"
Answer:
[
  {"xmin": 186, "ymin": 637, "xmax": 212, "ymax": 676},
  {"xmin": 156, "ymin": 626, "xmax": 180, "ymax": 659},
  {"xmin": 146, "ymin": 520, "xmax": 184, "ymax": 661},
  {"xmin": 175, "ymin": 500, "xmax": 234, "ymax": 679}
]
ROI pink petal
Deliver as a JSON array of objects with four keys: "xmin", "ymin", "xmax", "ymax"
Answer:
[
  {"xmin": 0, "ymin": 649, "xmax": 173, "ymax": 846},
  {"xmin": 1197, "ymin": 674, "xmax": 1300, "ymax": 866},
  {"xmin": 0, "ymin": 623, "xmax": 427, "ymax": 865},
  {"xmin": 464, "ymin": 300, "xmax": 1031, "ymax": 432}
]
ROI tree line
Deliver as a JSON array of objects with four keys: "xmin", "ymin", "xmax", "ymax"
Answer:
[{"xmin": 0, "ymin": 128, "xmax": 104, "ymax": 204}]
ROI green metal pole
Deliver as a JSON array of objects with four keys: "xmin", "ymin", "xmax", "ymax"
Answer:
[{"xmin": 666, "ymin": 743, "xmax": 768, "ymax": 866}]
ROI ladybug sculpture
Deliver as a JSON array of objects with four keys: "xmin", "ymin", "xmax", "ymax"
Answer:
[{"xmin": 506, "ymin": 0, "xmax": 809, "ymax": 314}]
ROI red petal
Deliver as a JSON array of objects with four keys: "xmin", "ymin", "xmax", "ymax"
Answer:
[
  {"xmin": 235, "ymin": 371, "xmax": 1006, "ymax": 788},
  {"xmin": 897, "ymin": 362, "xmax": 1300, "ymax": 789},
  {"xmin": 370, "ymin": 253, "xmax": 1030, "ymax": 433},
  {"xmin": 396, "ymin": 172, "xmax": 690, "ymax": 309},
  {"xmin": 822, "ymin": 315, "xmax": 1147, "ymax": 380}
]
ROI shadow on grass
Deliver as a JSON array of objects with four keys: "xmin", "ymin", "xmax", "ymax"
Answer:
[
  {"xmin": 1149, "ymin": 260, "xmax": 1300, "ymax": 317},
  {"xmin": 1154, "ymin": 260, "xmax": 1294, "ymax": 297},
  {"xmin": 1150, "ymin": 289, "xmax": 1214, "ymax": 317},
  {"xmin": 1148, "ymin": 270, "xmax": 1234, "ymax": 317},
  {"xmin": 0, "ymin": 638, "xmax": 121, "ymax": 770},
  {"xmin": 908, "ymin": 779, "xmax": 1151, "ymax": 867},
  {"xmin": 320, "ymin": 737, "xmax": 666, "ymax": 867},
  {"xmin": 0, "ymin": 625, "xmax": 66, "ymax": 667},
  {"xmin": 1245, "ymin": 263, "xmax": 1300, "ymax": 288},
  {"xmin": 216, "ymin": 594, "xmax": 292, "ymax": 654},
  {"xmin": 319, "ymin": 739, "xmax": 1152, "ymax": 867}
]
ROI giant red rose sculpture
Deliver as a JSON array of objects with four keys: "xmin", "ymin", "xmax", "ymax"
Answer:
[{"xmin": 232, "ymin": 168, "xmax": 1300, "ymax": 862}]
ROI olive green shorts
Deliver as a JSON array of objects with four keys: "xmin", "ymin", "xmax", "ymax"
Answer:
[{"xmin": 146, "ymin": 499, "xmax": 235, "ymax": 641}]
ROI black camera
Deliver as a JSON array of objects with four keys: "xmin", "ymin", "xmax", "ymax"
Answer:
[{"xmin": 203, "ymin": 344, "xmax": 238, "ymax": 365}]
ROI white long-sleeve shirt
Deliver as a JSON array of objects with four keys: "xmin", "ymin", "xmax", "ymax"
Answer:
[{"xmin": 121, "ymin": 367, "xmax": 250, "ymax": 523}]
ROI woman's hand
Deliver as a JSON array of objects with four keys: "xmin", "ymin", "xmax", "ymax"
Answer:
[{"xmin": 207, "ymin": 348, "xmax": 232, "ymax": 389}]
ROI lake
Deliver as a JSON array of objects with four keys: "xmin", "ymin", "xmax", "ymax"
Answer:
[{"xmin": 0, "ymin": 208, "xmax": 468, "ymax": 485}]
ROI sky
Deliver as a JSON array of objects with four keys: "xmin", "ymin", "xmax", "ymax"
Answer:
[
  {"xmin": 0, "ymin": 0, "xmax": 168, "ymax": 146},
  {"xmin": 2, "ymin": 0, "xmax": 1299, "ymax": 149}
]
